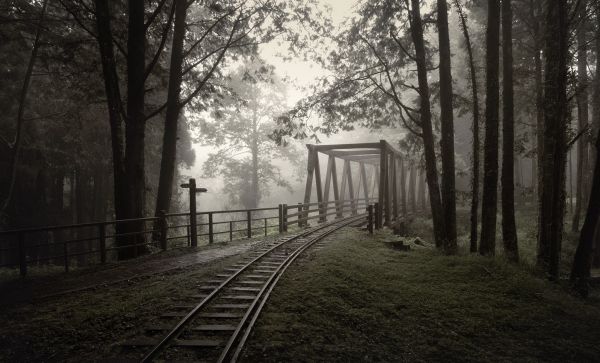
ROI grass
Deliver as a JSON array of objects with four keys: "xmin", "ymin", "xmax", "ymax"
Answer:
[{"xmin": 242, "ymin": 227, "xmax": 600, "ymax": 362}]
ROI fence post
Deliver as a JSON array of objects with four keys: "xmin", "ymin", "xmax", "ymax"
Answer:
[
  {"xmin": 208, "ymin": 212, "xmax": 214, "ymax": 244},
  {"xmin": 158, "ymin": 210, "xmax": 167, "ymax": 251},
  {"xmin": 189, "ymin": 178, "xmax": 198, "ymax": 247},
  {"xmin": 64, "ymin": 241, "xmax": 69, "ymax": 273},
  {"xmin": 283, "ymin": 204, "xmax": 288, "ymax": 232},
  {"xmin": 247, "ymin": 210, "xmax": 252, "ymax": 238},
  {"xmin": 374, "ymin": 202, "xmax": 380, "ymax": 230},
  {"xmin": 297, "ymin": 203, "xmax": 302, "ymax": 227},
  {"xmin": 264, "ymin": 218, "xmax": 268, "ymax": 236},
  {"xmin": 367, "ymin": 205, "xmax": 374, "ymax": 234},
  {"xmin": 278, "ymin": 204, "xmax": 283, "ymax": 233},
  {"xmin": 186, "ymin": 225, "xmax": 190, "ymax": 247},
  {"xmin": 98, "ymin": 224, "xmax": 107, "ymax": 263},
  {"xmin": 229, "ymin": 221, "xmax": 233, "ymax": 241},
  {"xmin": 319, "ymin": 202, "xmax": 325, "ymax": 223},
  {"xmin": 18, "ymin": 232, "xmax": 26, "ymax": 277}
]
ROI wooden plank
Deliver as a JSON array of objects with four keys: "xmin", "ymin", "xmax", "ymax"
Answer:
[
  {"xmin": 311, "ymin": 142, "xmax": 381, "ymax": 151},
  {"xmin": 340, "ymin": 160, "xmax": 349, "ymax": 215},
  {"xmin": 378, "ymin": 140, "xmax": 386, "ymax": 227},
  {"xmin": 360, "ymin": 162, "xmax": 369, "ymax": 205},
  {"xmin": 392, "ymin": 156, "xmax": 398, "ymax": 220},
  {"xmin": 346, "ymin": 161, "xmax": 355, "ymax": 214},
  {"xmin": 323, "ymin": 155, "xmax": 334, "ymax": 202},
  {"xmin": 321, "ymin": 149, "xmax": 381, "ymax": 157},
  {"xmin": 175, "ymin": 339, "xmax": 223, "ymax": 347},
  {"xmin": 400, "ymin": 157, "xmax": 407, "ymax": 215},
  {"xmin": 331, "ymin": 157, "xmax": 341, "ymax": 217},
  {"xmin": 303, "ymin": 147, "xmax": 315, "ymax": 205},
  {"xmin": 385, "ymin": 152, "xmax": 391, "ymax": 226}
]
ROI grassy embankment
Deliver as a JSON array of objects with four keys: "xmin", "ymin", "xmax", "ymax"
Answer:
[{"xmin": 243, "ymin": 210, "xmax": 600, "ymax": 362}]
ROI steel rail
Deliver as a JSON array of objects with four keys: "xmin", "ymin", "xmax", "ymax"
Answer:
[
  {"xmin": 139, "ymin": 215, "xmax": 361, "ymax": 362},
  {"xmin": 219, "ymin": 214, "xmax": 366, "ymax": 363}
]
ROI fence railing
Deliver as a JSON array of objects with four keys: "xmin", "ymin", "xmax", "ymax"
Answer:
[{"xmin": 1, "ymin": 197, "xmax": 387, "ymax": 277}]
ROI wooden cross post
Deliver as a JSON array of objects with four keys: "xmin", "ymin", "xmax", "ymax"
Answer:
[{"xmin": 181, "ymin": 178, "xmax": 207, "ymax": 247}]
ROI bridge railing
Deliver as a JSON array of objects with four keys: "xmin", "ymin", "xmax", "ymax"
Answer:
[{"xmin": 0, "ymin": 199, "xmax": 372, "ymax": 277}]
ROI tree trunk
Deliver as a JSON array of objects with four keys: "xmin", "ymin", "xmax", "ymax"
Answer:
[
  {"xmin": 155, "ymin": 0, "xmax": 187, "ymax": 221},
  {"xmin": 532, "ymin": 0, "xmax": 544, "ymax": 234},
  {"xmin": 454, "ymin": 0, "xmax": 480, "ymax": 253},
  {"xmin": 409, "ymin": 0, "xmax": 446, "ymax": 248},
  {"xmin": 570, "ymin": 124, "xmax": 600, "ymax": 296},
  {"xmin": 400, "ymin": 159, "xmax": 407, "ymax": 215},
  {"xmin": 437, "ymin": 0, "xmax": 457, "ymax": 254},
  {"xmin": 408, "ymin": 163, "xmax": 416, "ymax": 213},
  {"xmin": 94, "ymin": 0, "xmax": 129, "ymax": 253},
  {"xmin": 501, "ymin": 0, "xmax": 519, "ymax": 262},
  {"xmin": 592, "ymin": 11, "xmax": 600, "ymax": 268},
  {"xmin": 538, "ymin": 0, "xmax": 568, "ymax": 280},
  {"xmin": 418, "ymin": 168, "xmax": 426, "ymax": 210},
  {"xmin": 0, "ymin": 0, "xmax": 48, "ymax": 220},
  {"xmin": 123, "ymin": 0, "xmax": 147, "ymax": 259},
  {"xmin": 251, "ymin": 108, "xmax": 260, "ymax": 209},
  {"xmin": 480, "ymin": 0, "xmax": 501, "ymax": 256},
  {"xmin": 572, "ymin": 0, "xmax": 589, "ymax": 233}
]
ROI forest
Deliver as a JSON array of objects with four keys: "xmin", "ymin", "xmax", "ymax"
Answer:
[{"xmin": 1, "ymin": 0, "xmax": 600, "ymax": 295}]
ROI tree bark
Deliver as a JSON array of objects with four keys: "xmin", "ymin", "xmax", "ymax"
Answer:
[
  {"xmin": 572, "ymin": 0, "xmax": 589, "ymax": 233},
  {"xmin": 538, "ymin": 0, "xmax": 568, "ymax": 280},
  {"xmin": 408, "ymin": 162, "xmax": 416, "ymax": 213},
  {"xmin": 480, "ymin": 0, "xmax": 501, "ymax": 256},
  {"xmin": 454, "ymin": 0, "xmax": 480, "ymax": 253},
  {"xmin": 0, "ymin": 0, "xmax": 48, "ymax": 220},
  {"xmin": 570, "ymin": 123, "xmax": 600, "ymax": 296},
  {"xmin": 409, "ymin": 0, "xmax": 445, "ymax": 248},
  {"xmin": 94, "ymin": 0, "xmax": 130, "ymax": 257},
  {"xmin": 123, "ymin": 0, "xmax": 147, "ymax": 259},
  {"xmin": 155, "ymin": 0, "xmax": 187, "ymax": 221},
  {"xmin": 592, "ymin": 11, "xmax": 600, "ymax": 268},
  {"xmin": 501, "ymin": 0, "xmax": 519, "ymax": 262},
  {"xmin": 437, "ymin": 0, "xmax": 457, "ymax": 254}
]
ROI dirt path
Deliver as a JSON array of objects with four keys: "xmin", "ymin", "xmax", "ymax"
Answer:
[{"xmin": 0, "ymin": 236, "xmax": 274, "ymax": 305}]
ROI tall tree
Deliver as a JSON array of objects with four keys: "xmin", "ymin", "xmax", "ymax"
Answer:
[
  {"xmin": 572, "ymin": 0, "xmax": 590, "ymax": 233},
  {"xmin": 480, "ymin": 0, "xmax": 501, "ymax": 256},
  {"xmin": 501, "ymin": 0, "xmax": 519, "ymax": 262},
  {"xmin": 0, "ymin": 0, "xmax": 48, "ymax": 220},
  {"xmin": 437, "ymin": 0, "xmax": 457, "ymax": 254},
  {"xmin": 570, "ymin": 113, "xmax": 600, "ymax": 296},
  {"xmin": 454, "ymin": 0, "xmax": 480, "ymax": 253},
  {"xmin": 154, "ymin": 0, "xmax": 188, "ymax": 220},
  {"xmin": 409, "ymin": 0, "xmax": 446, "ymax": 248},
  {"xmin": 538, "ymin": 0, "xmax": 568, "ymax": 280}
]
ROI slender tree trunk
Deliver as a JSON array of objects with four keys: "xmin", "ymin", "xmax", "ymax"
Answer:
[
  {"xmin": 408, "ymin": 163, "xmax": 416, "ymax": 213},
  {"xmin": 569, "ymin": 148, "xmax": 574, "ymax": 213},
  {"xmin": 592, "ymin": 11, "xmax": 600, "ymax": 268},
  {"xmin": 0, "ymin": 0, "xmax": 48, "ymax": 220},
  {"xmin": 418, "ymin": 168, "xmax": 426, "ymax": 210},
  {"xmin": 400, "ymin": 159, "xmax": 407, "ymax": 215},
  {"xmin": 94, "ymin": 0, "xmax": 128, "ymax": 249},
  {"xmin": 572, "ymin": 0, "xmax": 589, "ymax": 232},
  {"xmin": 531, "ymin": 0, "xmax": 544, "ymax": 215},
  {"xmin": 454, "ymin": 0, "xmax": 480, "ymax": 253},
  {"xmin": 124, "ymin": 0, "xmax": 147, "ymax": 259},
  {"xmin": 501, "ymin": 0, "xmax": 519, "ymax": 262},
  {"xmin": 409, "ymin": 0, "xmax": 446, "ymax": 248},
  {"xmin": 538, "ymin": 0, "xmax": 568, "ymax": 280},
  {"xmin": 155, "ymin": 0, "xmax": 187, "ymax": 220},
  {"xmin": 437, "ymin": 0, "xmax": 457, "ymax": 254},
  {"xmin": 251, "ymin": 108, "xmax": 260, "ymax": 209},
  {"xmin": 480, "ymin": 0, "xmax": 501, "ymax": 256},
  {"xmin": 570, "ymin": 124, "xmax": 600, "ymax": 296}
]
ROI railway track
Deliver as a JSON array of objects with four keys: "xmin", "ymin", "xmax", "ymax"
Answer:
[{"xmin": 122, "ymin": 214, "xmax": 366, "ymax": 362}]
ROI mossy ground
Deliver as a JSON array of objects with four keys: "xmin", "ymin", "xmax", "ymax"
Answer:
[{"xmin": 242, "ymin": 225, "xmax": 600, "ymax": 362}]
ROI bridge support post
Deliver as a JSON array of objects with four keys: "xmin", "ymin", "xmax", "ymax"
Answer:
[
  {"xmin": 208, "ymin": 212, "xmax": 214, "ymax": 244},
  {"xmin": 367, "ymin": 205, "xmax": 374, "ymax": 234}
]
